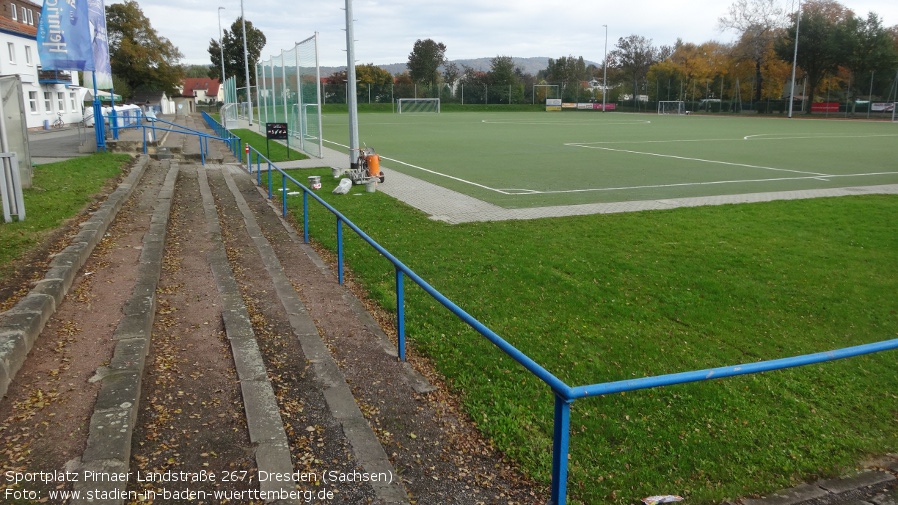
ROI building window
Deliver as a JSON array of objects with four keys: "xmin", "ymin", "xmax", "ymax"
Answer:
[
  {"xmin": 7, "ymin": 42, "xmax": 15, "ymax": 64},
  {"xmin": 43, "ymin": 91, "xmax": 51, "ymax": 111},
  {"xmin": 26, "ymin": 8, "xmax": 33, "ymax": 25},
  {"xmin": 24, "ymin": 45, "xmax": 32, "ymax": 65},
  {"xmin": 57, "ymin": 92, "xmax": 65, "ymax": 112},
  {"xmin": 69, "ymin": 92, "xmax": 76, "ymax": 110},
  {"xmin": 28, "ymin": 91, "xmax": 37, "ymax": 113},
  {"xmin": 11, "ymin": 4, "xmax": 17, "ymax": 21}
]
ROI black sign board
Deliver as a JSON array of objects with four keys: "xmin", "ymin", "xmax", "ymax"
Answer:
[{"xmin": 266, "ymin": 122, "xmax": 288, "ymax": 140}]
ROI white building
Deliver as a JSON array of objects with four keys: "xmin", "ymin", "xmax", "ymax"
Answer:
[{"xmin": 0, "ymin": 0, "xmax": 85, "ymax": 129}]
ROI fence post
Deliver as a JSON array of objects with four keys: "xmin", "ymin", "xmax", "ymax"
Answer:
[
  {"xmin": 303, "ymin": 192, "xmax": 309, "ymax": 243},
  {"xmin": 550, "ymin": 394, "xmax": 573, "ymax": 505},
  {"xmin": 282, "ymin": 174, "xmax": 287, "ymax": 217},
  {"xmin": 396, "ymin": 268, "xmax": 406, "ymax": 361},
  {"xmin": 267, "ymin": 162, "xmax": 272, "ymax": 198},
  {"xmin": 336, "ymin": 218, "xmax": 344, "ymax": 285}
]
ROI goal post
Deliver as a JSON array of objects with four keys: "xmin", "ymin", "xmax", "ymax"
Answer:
[
  {"xmin": 658, "ymin": 100, "xmax": 686, "ymax": 115},
  {"xmin": 396, "ymin": 98, "xmax": 440, "ymax": 114},
  {"xmin": 533, "ymin": 84, "xmax": 560, "ymax": 103}
]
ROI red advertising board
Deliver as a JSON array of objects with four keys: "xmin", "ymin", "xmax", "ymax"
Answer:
[{"xmin": 811, "ymin": 102, "xmax": 839, "ymax": 113}]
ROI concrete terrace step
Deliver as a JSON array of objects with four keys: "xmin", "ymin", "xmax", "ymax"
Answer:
[
  {"xmin": 105, "ymin": 114, "xmax": 234, "ymax": 164},
  {"xmin": 68, "ymin": 159, "xmax": 180, "ymax": 500},
  {"xmin": 206, "ymin": 164, "xmax": 410, "ymax": 504},
  {"xmin": 0, "ymin": 156, "xmax": 152, "ymax": 400}
]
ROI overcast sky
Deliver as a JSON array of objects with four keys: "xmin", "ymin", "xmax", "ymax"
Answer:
[{"xmin": 123, "ymin": 0, "xmax": 898, "ymax": 69}]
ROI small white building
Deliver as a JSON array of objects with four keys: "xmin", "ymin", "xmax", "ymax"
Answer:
[{"xmin": 0, "ymin": 0, "xmax": 85, "ymax": 129}]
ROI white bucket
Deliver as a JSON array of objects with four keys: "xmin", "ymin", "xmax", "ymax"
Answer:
[
  {"xmin": 365, "ymin": 180, "xmax": 377, "ymax": 193},
  {"xmin": 308, "ymin": 175, "xmax": 321, "ymax": 190}
]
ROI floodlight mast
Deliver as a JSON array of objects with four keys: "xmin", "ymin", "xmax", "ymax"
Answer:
[
  {"xmin": 602, "ymin": 24, "xmax": 608, "ymax": 112},
  {"xmin": 218, "ymin": 6, "xmax": 226, "ymax": 127},
  {"xmin": 345, "ymin": 0, "xmax": 360, "ymax": 170},
  {"xmin": 241, "ymin": 0, "xmax": 253, "ymax": 125},
  {"xmin": 788, "ymin": 0, "xmax": 801, "ymax": 118}
]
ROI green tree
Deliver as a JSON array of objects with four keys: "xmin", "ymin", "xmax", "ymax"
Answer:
[
  {"xmin": 442, "ymin": 62, "xmax": 461, "ymax": 87},
  {"xmin": 458, "ymin": 66, "xmax": 489, "ymax": 103},
  {"xmin": 207, "ymin": 17, "xmax": 266, "ymax": 96},
  {"xmin": 489, "ymin": 56, "xmax": 518, "ymax": 85},
  {"xmin": 610, "ymin": 35, "xmax": 659, "ymax": 105},
  {"xmin": 544, "ymin": 56, "xmax": 589, "ymax": 101},
  {"xmin": 185, "ymin": 64, "xmax": 212, "ymax": 78},
  {"xmin": 488, "ymin": 56, "xmax": 523, "ymax": 104},
  {"xmin": 844, "ymin": 12, "xmax": 898, "ymax": 101},
  {"xmin": 776, "ymin": 0, "xmax": 853, "ymax": 106},
  {"xmin": 106, "ymin": 0, "xmax": 184, "ymax": 96},
  {"xmin": 407, "ymin": 39, "xmax": 447, "ymax": 88}
]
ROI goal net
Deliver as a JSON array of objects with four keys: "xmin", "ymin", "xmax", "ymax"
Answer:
[
  {"xmin": 397, "ymin": 98, "xmax": 440, "ymax": 114},
  {"xmin": 658, "ymin": 101, "xmax": 686, "ymax": 115}
]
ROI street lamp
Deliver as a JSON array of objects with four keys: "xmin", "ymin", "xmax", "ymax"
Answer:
[
  {"xmin": 788, "ymin": 0, "xmax": 801, "ymax": 118},
  {"xmin": 602, "ymin": 24, "xmax": 608, "ymax": 112},
  {"xmin": 240, "ymin": 0, "xmax": 253, "ymax": 125},
  {"xmin": 217, "ymin": 6, "xmax": 226, "ymax": 125}
]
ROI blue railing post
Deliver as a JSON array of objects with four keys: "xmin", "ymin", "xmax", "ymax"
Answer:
[
  {"xmin": 267, "ymin": 162, "xmax": 272, "ymax": 199},
  {"xmin": 396, "ymin": 268, "xmax": 406, "ymax": 361},
  {"xmin": 337, "ymin": 218, "xmax": 344, "ymax": 285},
  {"xmin": 550, "ymin": 394, "xmax": 573, "ymax": 505},
  {"xmin": 303, "ymin": 192, "xmax": 309, "ymax": 243},
  {"xmin": 282, "ymin": 174, "xmax": 287, "ymax": 217}
]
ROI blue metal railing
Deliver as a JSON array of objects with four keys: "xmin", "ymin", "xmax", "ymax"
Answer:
[
  {"xmin": 207, "ymin": 114, "xmax": 898, "ymax": 505},
  {"xmin": 113, "ymin": 112, "xmax": 241, "ymax": 166}
]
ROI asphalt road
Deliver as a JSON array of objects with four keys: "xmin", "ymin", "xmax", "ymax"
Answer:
[{"xmin": 27, "ymin": 124, "xmax": 94, "ymax": 164}]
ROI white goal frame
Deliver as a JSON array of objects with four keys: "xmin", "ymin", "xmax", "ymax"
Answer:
[
  {"xmin": 396, "ymin": 98, "xmax": 440, "ymax": 114},
  {"xmin": 658, "ymin": 100, "xmax": 686, "ymax": 115},
  {"xmin": 892, "ymin": 102, "xmax": 897, "ymax": 122}
]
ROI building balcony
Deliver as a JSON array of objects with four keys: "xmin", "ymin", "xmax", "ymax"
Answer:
[{"xmin": 38, "ymin": 68, "xmax": 72, "ymax": 84}]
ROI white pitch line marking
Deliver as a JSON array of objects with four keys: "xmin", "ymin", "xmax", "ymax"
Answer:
[{"xmin": 569, "ymin": 144, "xmax": 830, "ymax": 178}]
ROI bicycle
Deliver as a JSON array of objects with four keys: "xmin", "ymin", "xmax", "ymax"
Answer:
[{"xmin": 51, "ymin": 112, "xmax": 65, "ymax": 129}]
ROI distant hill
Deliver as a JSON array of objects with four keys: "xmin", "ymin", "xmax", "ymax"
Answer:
[{"xmin": 320, "ymin": 56, "xmax": 599, "ymax": 78}]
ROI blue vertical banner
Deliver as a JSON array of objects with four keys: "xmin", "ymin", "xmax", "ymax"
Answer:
[
  {"xmin": 36, "ymin": 0, "xmax": 93, "ymax": 70},
  {"xmin": 86, "ymin": 0, "xmax": 113, "ymax": 88}
]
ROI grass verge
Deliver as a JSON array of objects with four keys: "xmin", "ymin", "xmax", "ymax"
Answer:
[
  {"xmin": 267, "ymin": 169, "xmax": 898, "ymax": 504},
  {"xmin": 230, "ymin": 128, "xmax": 308, "ymax": 163},
  {"xmin": 0, "ymin": 153, "xmax": 130, "ymax": 284}
]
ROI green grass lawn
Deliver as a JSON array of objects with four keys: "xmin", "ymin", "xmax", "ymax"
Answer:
[
  {"xmin": 269, "ymin": 168, "xmax": 897, "ymax": 504},
  {"xmin": 0, "ymin": 153, "xmax": 130, "ymax": 283}
]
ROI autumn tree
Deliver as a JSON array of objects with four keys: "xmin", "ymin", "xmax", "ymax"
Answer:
[
  {"xmin": 207, "ymin": 17, "xmax": 266, "ymax": 95},
  {"xmin": 106, "ymin": 0, "xmax": 184, "ymax": 96},
  {"xmin": 330, "ymin": 64, "xmax": 394, "ymax": 103},
  {"xmin": 719, "ymin": 0, "xmax": 787, "ymax": 102}
]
